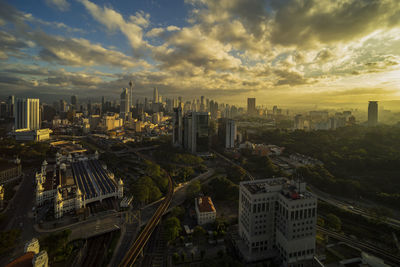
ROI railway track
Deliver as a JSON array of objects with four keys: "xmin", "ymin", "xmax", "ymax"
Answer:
[
  {"xmin": 317, "ymin": 226, "xmax": 400, "ymax": 265},
  {"xmin": 119, "ymin": 151, "xmax": 174, "ymax": 267}
]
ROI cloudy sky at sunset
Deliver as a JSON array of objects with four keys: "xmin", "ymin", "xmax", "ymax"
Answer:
[{"xmin": 1, "ymin": 0, "xmax": 400, "ymax": 108}]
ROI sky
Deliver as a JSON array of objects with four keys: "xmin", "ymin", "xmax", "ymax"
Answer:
[{"xmin": 0, "ymin": 0, "xmax": 400, "ymax": 108}]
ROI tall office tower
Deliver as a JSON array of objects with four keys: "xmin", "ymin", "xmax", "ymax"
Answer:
[
  {"xmin": 294, "ymin": 114, "xmax": 304, "ymax": 130},
  {"xmin": 15, "ymin": 98, "xmax": 40, "ymax": 130},
  {"xmin": 87, "ymin": 100, "xmax": 92, "ymax": 115},
  {"xmin": 218, "ymin": 118, "xmax": 236, "ymax": 148},
  {"xmin": 129, "ymin": 80, "xmax": 134, "ymax": 109},
  {"xmin": 101, "ymin": 96, "xmax": 105, "ymax": 112},
  {"xmin": 71, "ymin": 95, "xmax": 78, "ymax": 110},
  {"xmin": 183, "ymin": 112, "xmax": 210, "ymax": 154},
  {"xmin": 178, "ymin": 96, "xmax": 182, "ymax": 106},
  {"xmin": 247, "ymin": 98, "xmax": 256, "ymax": 115},
  {"xmin": 60, "ymin": 99, "xmax": 67, "ymax": 113},
  {"xmin": 144, "ymin": 97, "xmax": 148, "ymax": 111},
  {"xmin": 172, "ymin": 107, "xmax": 183, "ymax": 147},
  {"xmin": 206, "ymin": 98, "xmax": 209, "ymax": 112},
  {"xmin": 368, "ymin": 101, "xmax": 378, "ymax": 126},
  {"xmin": 231, "ymin": 105, "xmax": 238, "ymax": 118},
  {"xmin": 7, "ymin": 95, "xmax": 14, "ymax": 118},
  {"xmin": 0, "ymin": 102, "xmax": 7, "ymax": 118},
  {"xmin": 153, "ymin": 87, "xmax": 159, "ymax": 104},
  {"xmin": 200, "ymin": 96, "xmax": 205, "ymax": 112},
  {"xmin": 239, "ymin": 178, "xmax": 317, "ymax": 266},
  {"xmin": 120, "ymin": 88, "xmax": 130, "ymax": 120},
  {"xmin": 158, "ymin": 94, "xmax": 163, "ymax": 104},
  {"xmin": 273, "ymin": 105, "xmax": 278, "ymax": 115}
]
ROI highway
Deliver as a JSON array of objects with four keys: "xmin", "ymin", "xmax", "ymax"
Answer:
[
  {"xmin": 118, "ymin": 151, "xmax": 174, "ymax": 267},
  {"xmin": 213, "ymin": 149, "xmax": 400, "ymax": 229},
  {"xmin": 317, "ymin": 226, "xmax": 400, "ymax": 266}
]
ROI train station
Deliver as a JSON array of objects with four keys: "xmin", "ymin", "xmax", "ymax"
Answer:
[{"xmin": 35, "ymin": 152, "xmax": 123, "ymax": 219}]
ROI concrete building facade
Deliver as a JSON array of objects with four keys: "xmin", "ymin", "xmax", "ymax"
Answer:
[
  {"xmin": 15, "ymin": 98, "xmax": 40, "ymax": 130},
  {"xmin": 238, "ymin": 178, "xmax": 317, "ymax": 266},
  {"xmin": 195, "ymin": 196, "xmax": 216, "ymax": 225}
]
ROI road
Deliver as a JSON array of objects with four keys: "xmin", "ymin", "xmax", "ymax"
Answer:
[
  {"xmin": 309, "ymin": 185, "xmax": 400, "ymax": 229},
  {"xmin": 213, "ymin": 149, "xmax": 400, "ymax": 230},
  {"xmin": 317, "ymin": 226, "xmax": 400, "ymax": 266}
]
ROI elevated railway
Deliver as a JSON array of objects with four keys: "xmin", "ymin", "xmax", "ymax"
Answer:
[{"xmin": 119, "ymin": 151, "xmax": 173, "ymax": 267}]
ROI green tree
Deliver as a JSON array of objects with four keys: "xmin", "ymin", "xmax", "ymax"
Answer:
[
  {"xmin": 172, "ymin": 252, "xmax": 180, "ymax": 263},
  {"xmin": 193, "ymin": 225, "xmax": 206, "ymax": 243},
  {"xmin": 326, "ymin": 213, "xmax": 341, "ymax": 231},
  {"xmin": 171, "ymin": 206, "xmax": 185, "ymax": 219},
  {"xmin": 187, "ymin": 180, "xmax": 201, "ymax": 199},
  {"xmin": 181, "ymin": 166, "xmax": 194, "ymax": 181},
  {"xmin": 227, "ymin": 165, "xmax": 247, "ymax": 184},
  {"xmin": 164, "ymin": 217, "xmax": 181, "ymax": 242},
  {"xmin": 132, "ymin": 183, "xmax": 149, "ymax": 204}
]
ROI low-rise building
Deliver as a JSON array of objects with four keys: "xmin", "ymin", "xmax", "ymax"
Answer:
[
  {"xmin": 0, "ymin": 158, "xmax": 22, "ymax": 184},
  {"xmin": 12, "ymin": 128, "xmax": 52, "ymax": 142},
  {"xmin": 195, "ymin": 196, "xmax": 216, "ymax": 225}
]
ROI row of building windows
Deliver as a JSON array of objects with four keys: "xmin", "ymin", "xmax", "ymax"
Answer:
[{"xmin": 289, "ymin": 249, "xmax": 314, "ymax": 258}]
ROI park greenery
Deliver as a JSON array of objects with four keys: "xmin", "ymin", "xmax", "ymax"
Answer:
[
  {"xmin": 130, "ymin": 161, "xmax": 168, "ymax": 204},
  {"xmin": 40, "ymin": 229, "xmax": 74, "ymax": 262},
  {"xmin": 248, "ymin": 126, "xmax": 400, "ymax": 210},
  {"xmin": 202, "ymin": 175, "xmax": 239, "ymax": 202},
  {"xmin": 163, "ymin": 216, "xmax": 182, "ymax": 243},
  {"xmin": 0, "ymin": 138, "xmax": 52, "ymax": 165}
]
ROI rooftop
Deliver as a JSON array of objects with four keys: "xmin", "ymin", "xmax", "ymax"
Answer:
[
  {"xmin": 5, "ymin": 252, "xmax": 34, "ymax": 267},
  {"xmin": 242, "ymin": 178, "xmax": 287, "ymax": 194},
  {"xmin": 197, "ymin": 196, "xmax": 216, "ymax": 213}
]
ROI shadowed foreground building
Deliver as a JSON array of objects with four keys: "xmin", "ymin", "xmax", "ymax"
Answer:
[{"xmin": 238, "ymin": 178, "xmax": 317, "ymax": 266}]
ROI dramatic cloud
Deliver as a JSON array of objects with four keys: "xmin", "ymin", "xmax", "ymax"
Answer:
[
  {"xmin": 79, "ymin": 0, "xmax": 149, "ymax": 54},
  {"xmin": 44, "ymin": 0, "xmax": 70, "ymax": 12},
  {"xmin": 1, "ymin": 0, "xmax": 400, "ymax": 106}
]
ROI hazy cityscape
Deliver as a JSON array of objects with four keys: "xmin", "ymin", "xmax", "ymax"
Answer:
[{"xmin": 1, "ymin": 1, "xmax": 400, "ymax": 267}]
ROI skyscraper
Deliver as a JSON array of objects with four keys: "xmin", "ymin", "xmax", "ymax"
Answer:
[
  {"xmin": 183, "ymin": 112, "xmax": 210, "ymax": 154},
  {"xmin": 60, "ymin": 99, "xmax": 67, "ymax": 113},
  {"xmin": 172, "ymin": 107, "xmax": 183, "ymax": 147},
  {"xmin": 368, "ymin": 101, "xmax": 378, "ymax": 126},
  {"xmin": 153, "ymin": 87, "xmax": 159, "ymax": 104},
  {"xmin": 15, "ymin": 98, "xmax": 40, "ymax": 130},
  {"xmin": 71, "ymin": 95, "xmax": 78, "ymax": 110},
  {"xmin": 120, "ymin": 88, "xmax": 130, "ymax": 120},
  {"xmin": 247, "ymin": 98, "xmax": 256, "ymax": 115},
  {"xmin": 129, "ymin": 80, "xmax": 134, "ymax": 109},
  {"xmin": 218, "ymin": 118, "xmax": 236, "ymax": 148},
  {"xmin": 7, "ymin": 95, "xmax": 14, "ymax": 118}
]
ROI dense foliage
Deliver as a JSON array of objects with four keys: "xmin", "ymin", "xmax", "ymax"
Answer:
[
  {"xmin": 0, "ymin": 229, "xmax": 21, "ymax": 255},
  {"xmin": 249, "ymin": 126, "xmax": 400, "ymax": 209},
  {"xmin": 202, "ymin": 176, "xmax": 239, "ymax": 202}
]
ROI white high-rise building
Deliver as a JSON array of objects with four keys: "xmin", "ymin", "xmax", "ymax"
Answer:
[
  {"xmin": 120, "ymin": 88, "xmax": 130, "ymax": 120},
  {"xmin": 238, "ymin": 178, "xmax": 317, "ymax": 266},
  {"xmin": 15, "ymin": 98, "xmax": 40, "ymax": 130}
]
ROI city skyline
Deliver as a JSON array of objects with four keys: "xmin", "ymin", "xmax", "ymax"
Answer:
[{"xmin": 0, "ymin": 0, "xmax": 400, "ymax": 109}]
